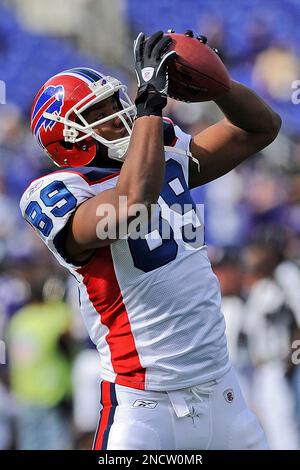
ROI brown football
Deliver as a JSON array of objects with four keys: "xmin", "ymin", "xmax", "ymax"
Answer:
[{"xmin": 166, "ymin": 32, "xmax": 231, "ymax": 102}]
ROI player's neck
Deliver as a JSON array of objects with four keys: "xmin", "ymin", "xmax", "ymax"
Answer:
[{"xmin": 88, "ymin": 146, "xmax": 123, "ymax": 170}]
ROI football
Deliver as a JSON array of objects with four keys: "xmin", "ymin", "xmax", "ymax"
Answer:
[{"xmin": 166, "ymin": 32, "xmax": 231, "ymax": 102}]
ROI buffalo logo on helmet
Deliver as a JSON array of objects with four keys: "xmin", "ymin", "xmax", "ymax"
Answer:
[{"xmin": 31, "ymin": 85, "xmax": 65, "ymax": 143}]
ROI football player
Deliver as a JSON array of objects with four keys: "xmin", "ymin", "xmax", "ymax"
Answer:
[{"xmin": 20, "ymin": 31, "xmax": 281, "ymax": 449}]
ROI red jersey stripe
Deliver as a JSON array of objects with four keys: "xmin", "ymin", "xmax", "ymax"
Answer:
[
  {"xmin": 78, "ymin": 247, "xmax": 146, "ymax": 390},
  {"xmin": 94, "ymin": 381, "xmax": 111, "ymax": 450}
]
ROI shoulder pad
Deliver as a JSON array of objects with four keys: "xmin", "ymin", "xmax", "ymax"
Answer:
[{"xmin": 53, "ymin": 166, "xmax": 119, "ymax": 185}]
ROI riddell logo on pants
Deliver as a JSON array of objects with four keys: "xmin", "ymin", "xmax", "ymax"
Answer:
[{"xmin": 133, "ymin": 400, "xmax": 158, "ymax": 408}]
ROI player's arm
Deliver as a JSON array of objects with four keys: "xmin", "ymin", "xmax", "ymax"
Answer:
[
  {"xmin": 189, "ymin": 80, "xmax": 282, "ymax": 188},
  {"xmin": 65, "ymin": 32, "xmax": 176, "ymax": 263},
  {"xmin": 67, "ymin": 117, "xmax": 164, "ymax": 261}
]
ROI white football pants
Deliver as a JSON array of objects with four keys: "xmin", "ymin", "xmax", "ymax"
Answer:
[{"xmin": 93, "ymin": 367, "xmax": 268, "ymax": 450}]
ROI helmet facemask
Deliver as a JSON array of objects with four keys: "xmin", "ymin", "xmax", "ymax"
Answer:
[{"xmin": 43, "ymin": 76, "xmax": 136, "ymax": 163}]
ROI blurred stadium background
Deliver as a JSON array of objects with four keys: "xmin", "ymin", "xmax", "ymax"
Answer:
[{"xmin": 0, "ymin": 0, "xmax": 300, "ymax": 450}]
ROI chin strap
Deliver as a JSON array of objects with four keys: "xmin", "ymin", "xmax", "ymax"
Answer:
[{"xmin": 107, "ymin": 140, "xmax": 130, "ymax": 162}]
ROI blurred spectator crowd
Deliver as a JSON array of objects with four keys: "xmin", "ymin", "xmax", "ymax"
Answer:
[{"xmin": 0, "ymin": 0, "xmax": 300, "ymax": 450}]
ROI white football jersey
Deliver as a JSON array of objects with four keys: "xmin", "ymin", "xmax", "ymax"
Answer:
[{"xmin": 20, "ymin": 121, "xmax": 230, "ymax": 391}]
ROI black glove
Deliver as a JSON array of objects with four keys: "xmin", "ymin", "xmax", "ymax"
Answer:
[{"xmin": 134, "ymin": 30, "xmax": 176, "ymax": 118}]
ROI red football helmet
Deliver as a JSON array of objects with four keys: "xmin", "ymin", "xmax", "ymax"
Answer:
[{"xmin": 30, "ymin": 67, "xmax": 136, "ymax": 167}]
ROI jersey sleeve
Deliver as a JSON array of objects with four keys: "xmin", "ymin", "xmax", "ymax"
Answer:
[{"xmin": 19, "ymin": 171, "xmax": 96, "ymax": 267}]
